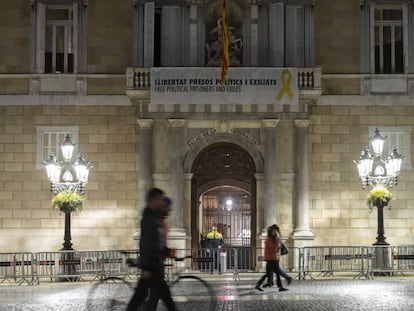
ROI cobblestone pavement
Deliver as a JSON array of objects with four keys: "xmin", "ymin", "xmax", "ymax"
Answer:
[{"xmin": 1, "ymin": 277, "xmax": 414, "ymax": 311}]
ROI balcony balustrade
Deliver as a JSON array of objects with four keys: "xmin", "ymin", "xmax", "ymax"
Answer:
[{"xmin": 126, "ymin": 67, "xmax": 322, "ymax": 91}]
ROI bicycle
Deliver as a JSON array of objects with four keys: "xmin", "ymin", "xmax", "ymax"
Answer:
[{"xmin": 86, "ymin": 251, "xmax": 217, "ymax": 311}]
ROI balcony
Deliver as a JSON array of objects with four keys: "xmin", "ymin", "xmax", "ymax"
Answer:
[
  {"xmin": 0, "ymin": 73, "xmax": 126, "ymax": 96},
  {"xmin": 126, "ymin": 67, "xmax": 322, "ymax": 102},
  {"xmin": 0, "ymin": 67, "xmax": 322, "ymax": 112}
]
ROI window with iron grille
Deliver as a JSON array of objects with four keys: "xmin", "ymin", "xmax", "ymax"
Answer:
[
  {"xmin": 369, "ymin": 126, "xmax": 411, "ymax": 170},
  {"xmin": 36, "ymin": 126, "xmax": 79, "ymax": 169}
]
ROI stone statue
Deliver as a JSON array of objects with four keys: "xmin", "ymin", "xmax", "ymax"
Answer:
[{"xmin": 206, "ymin": 18, "xmax": 243, "ymax": 67}]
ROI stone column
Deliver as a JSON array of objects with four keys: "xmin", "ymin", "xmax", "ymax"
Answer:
[
  {"xmin": 293, "ymin": 120, "xmax": 314, "ymax": 239},
  {"xmin": 250, "ymin": 4, "xmax": 259, "ymax": 66},
  {"xmin": 137, "ymin": 119, "xmax": 154, "ymax": 212},
  {"xmin": 189, "ymin": 3, "xmax": 198, "ymax": 66},
  {"xmin": 183, "ymin": 173, "xmax": 193, "ymax": 249},
  {"xmin": 255, "ymin": 173, "xmax": 264, "ymax": 241},
  {"xmin": 262, "ymin": 119, "xmax": 279, "ymax": 232},
  {"xmin": 168, "ymin": 119, "xmax": 187, "ymax": 244},
  {"xmin": 134, "ymin": 119, "xmax": 154, "ymax": 241}
]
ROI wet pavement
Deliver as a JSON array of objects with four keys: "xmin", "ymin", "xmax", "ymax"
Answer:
[{"xmin": 1, "ymin": 276, "xmax": 414, "ymax": 310}]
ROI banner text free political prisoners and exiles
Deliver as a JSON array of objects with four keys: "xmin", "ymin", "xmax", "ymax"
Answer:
[{"xmin": 150, "ymin": 67, "xmax": 298, "ymax": 105}]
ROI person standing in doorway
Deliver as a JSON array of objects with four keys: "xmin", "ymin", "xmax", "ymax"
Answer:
[
  {"xmin": 126, "ymin": 188, "xmax": 177, "ymax": 311},
  {"xmin": 206, "ymin": 224, "xmax": 224, "ymax": 274}
]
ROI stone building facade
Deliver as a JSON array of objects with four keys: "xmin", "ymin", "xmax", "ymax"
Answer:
[{"xmin": 1, "ymin": 0, "xmax": 414, "ymax": 265}]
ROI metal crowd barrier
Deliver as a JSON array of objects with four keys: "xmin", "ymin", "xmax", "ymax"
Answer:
[
  {"xmin": 33, "ymin": 251, "xmax": 58, "ymax": 282},
  {"xmin": 257, "ymin": 247, "xmax": 302, "ymax": 279},
  {"xmin": 4, "ymin": 245, "xmax": 414, "ymax": 285},
  {"xmin": 164, "ymin": 248, "xmax": 192, "ymax": 284},
  {"xmin": 0, "ymin": 252, "xmax": 36, "ymax": 285},
  {"xmin": 98, "ymin": 250, "xmax": 125, "ymax": 278},
  {"xmin": 34, "ymin": 250, "xmax": 133, "ymax": 282},
  {"xmin": 119, "ymin": 249, "xmax": 140, "ymax": 279},
  {"xmin": 279, "ymin": 247, "xmax": 302, "ymax": 279},
  {"xmin": 78, "ymin": 251, "xmax": 105, "ymax": 280},
  {"xmin": 303, "ymin": 246, "xmax": 370, "ymax": 279},
  {"xmin": 192, "ymin": 247, "xmax": 252, "ymax": 276},
  {"xmin": 193, "ymin": 248, "xmax": 222, "ymax": 274},
  {"xmin": 369, "ymin": 246, "xmax": 394, "ymax": 276},
  {"xmin": 392, "ymin": 245, "xmax": 414, "ymax": 275},
  {"xmin": 34, "ymin": 251, "xmax": 81, "ymax": 282},
  {"xmin": 368, "ymin": 245, "xmax": 414, "ymax": 277}
]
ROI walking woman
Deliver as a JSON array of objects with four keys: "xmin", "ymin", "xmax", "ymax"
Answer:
[
  {"xmin": 255, "ymin": 225, "xmax": 288, "ymax": 292},
  {"xmin": 264, "ymin": 224, "xmax": 292, "ymax": 288}
]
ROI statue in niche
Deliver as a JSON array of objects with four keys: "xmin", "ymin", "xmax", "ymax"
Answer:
[{"xmin": 205, "ymin": 1, "xmax": 243, "ymax": 67}]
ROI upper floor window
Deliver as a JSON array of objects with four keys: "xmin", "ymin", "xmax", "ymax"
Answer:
[
  {"xmin": 262, "ymin": 2, "xmax": 313, "ymax": 68},
  {"xmin": 135, "ymin": 2, "xmax": 186, "ymax": 67},
  {"xmin": 361, "ymin": 1, "xmax": 413, "ymax": 74},
  {"xmin": 32, "ymin": 0, "xmax": 87, "ymax": 74},
  {"xmin": 374, "ymin": 6, "xmax": 404, "ymax": 73},
  {"xmin": 134, "ymin": 1, "xmax": 314, "ymax": 68},
  {"xmin": 45, "ymin": 6, "xmax": 75, "ymax": 73}
]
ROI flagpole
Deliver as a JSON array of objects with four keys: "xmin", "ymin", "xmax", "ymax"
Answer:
[{"xmin": 220, "ymin": 0, "xmax": 229, "ymax": 84}]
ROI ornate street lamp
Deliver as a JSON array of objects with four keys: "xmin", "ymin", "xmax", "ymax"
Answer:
[
  {"xmin": 354, "ymin": 128, "xmax": 403, "ymax": 245},
  {"xmin": 42, "ymin": 134, "xmax": 92, "ymax": 250}
]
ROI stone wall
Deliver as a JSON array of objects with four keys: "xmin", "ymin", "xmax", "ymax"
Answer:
[
  {"xmin": 0, "ymin": 0, "xmax": 366, "ymax": 75},
  {"xmin": 309, "ymin": 103, "xmax": 414, "ymax": 246},
  {"xmin": 314, "ymin": 0, "xmax": 361, "ymax": 73},
  {"xmin": 0, "ymin": 0, "xmax": 134, "ymax": 75},
  {"xmin": 87, "ymin": 0, "xmax": 134, "ymax": 73},
  {"xmin": 1, "ymin": 0, "xmax": 414, "ymax": 252},
  {"xmin": 0, "ymin": 104, "xmax": 139, "ymax": 252},
  {"xmin": 0, "ymin": 0, "xmax": 31, "ymax": 73},
  {"xmin": 1, "ymin": 101, "xmax": 414, "ymax": 251}
]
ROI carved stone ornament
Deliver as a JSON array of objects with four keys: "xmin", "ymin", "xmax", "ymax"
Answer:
[
  {"xmin": 205, "ymin": 1, "xmax": 243, "ymax": 67},
  {"xmin": 188, "ymin": 129, "xmax": 217, "ymax": 146},
  {"xmin": 192, "ymin": 143, "xmax": 256, "ymax": 176},
  {"xmin": 230, "ymin": 129, "xmax": 259, "ymax": 145}
]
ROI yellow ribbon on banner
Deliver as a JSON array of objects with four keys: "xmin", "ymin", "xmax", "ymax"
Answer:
[{"xmin": 276, "ymin": 69, "xmax": 294, "ymax": 101}]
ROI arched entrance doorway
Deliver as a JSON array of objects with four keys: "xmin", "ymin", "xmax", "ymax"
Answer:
[{"xmin": 191, "ymin": 142, "xmax": 256, "ymax": 270}]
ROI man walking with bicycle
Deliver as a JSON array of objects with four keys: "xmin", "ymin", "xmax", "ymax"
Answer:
[{"xmin": 126, "ymin": 188, "xmax": 177, "ymax": 311}]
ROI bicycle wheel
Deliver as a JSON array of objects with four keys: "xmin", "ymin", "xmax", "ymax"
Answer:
[
  {"xmin": 86, "ymin": 276, "xmax": 135, "ymax": 311},
  {"xmin": 169, "ymin": 275, "xmax": 217, "ymax": 311}
]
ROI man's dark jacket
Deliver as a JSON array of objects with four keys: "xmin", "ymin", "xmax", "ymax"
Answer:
[{"xmin": 139, "ymin": 206, "xmax": 169, "ymax": 271}]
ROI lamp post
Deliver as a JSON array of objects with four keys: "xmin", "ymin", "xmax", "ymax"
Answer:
[
  {"xmin": 42, "ymin": 134, "xmax": 91, "ymax": 250},
  {"xmin": 354, "ymin": 128, "xmax": 403, "ymax": 245}
]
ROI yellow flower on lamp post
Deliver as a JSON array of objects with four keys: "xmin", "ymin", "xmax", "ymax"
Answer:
[
  {"xmin": 354, "ymin": 128, "xmax": 403, "ymax": 246},
  {"xmin": 366, "ymin": 185, "xmax": 393, "ymax": 212},
  {"xmin": 51, "ymin": 190, "xmax": 85, "ymax": 250},
  {"xmin": 51, "ymin": 191, "xmax": 85, "ymax": 213}
]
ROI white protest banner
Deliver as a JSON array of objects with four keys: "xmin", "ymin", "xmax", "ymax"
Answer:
[{"xmin": 150, "ymin": 67, "xmax": 298, "ymax": 105}]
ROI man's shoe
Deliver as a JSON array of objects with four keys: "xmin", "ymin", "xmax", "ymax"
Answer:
[
  {"xmin": 279, "ymin": 287, "xmax": 288, "ymax": 292},
  {"xmin": 287, "ymin": 277, "xmax": 292, "ymax": 286},
  {"xmin": 255, "ymin": 285, "xmax": 264, "ymax": 292},
  {"xmin": 262, "ymin": 283, "xmax": 271, "ymax": 288}
]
